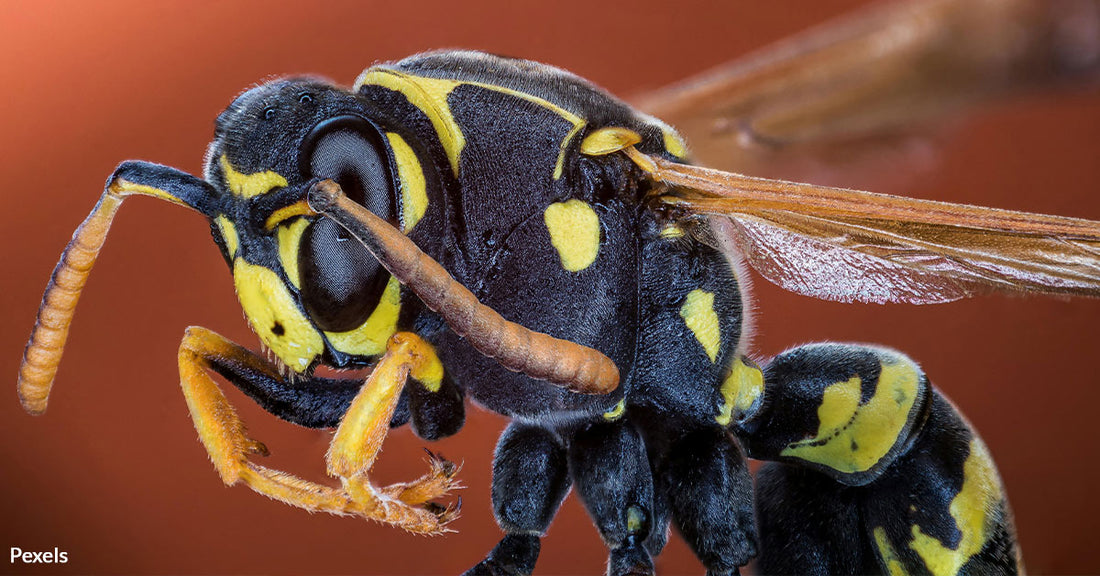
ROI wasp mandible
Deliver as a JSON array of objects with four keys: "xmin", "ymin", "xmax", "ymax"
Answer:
[{"xmin": 15, "ymin": 0, "xmax": 1100, "ymax": 574}]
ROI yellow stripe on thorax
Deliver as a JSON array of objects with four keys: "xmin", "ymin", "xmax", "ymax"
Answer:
[
  {"xmin": 357, "ymin": 69, "xmax": 464, "ymax": 176},
  {"xmin": 357, "ymin": 67, "xmax": 586, "ymax": 180},
  {"xmin": 386, "ymin": 132, "xmax": 429, "ymax": 230},
  {"xmin": 219, "ymin": 155, "xmax": 288, "ymax": 198},
  {"xmin": 780, "ymin": 358, "xmax": 920, "ymax": 474}
]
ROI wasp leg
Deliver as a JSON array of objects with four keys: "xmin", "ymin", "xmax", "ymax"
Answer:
[
  {"xmin": 178, "ymin": 327, "xmax": 459, "ymax": 533},
  {"xmin": 568, "ymin": 418, "xmax": 656, "ymax": 576},
  {"xmin": 657, "ymin": 427, "xmax": 756, "ymax": 576},
  {"xmin": 465, "ymin": 423, "xmax": 570, "ymax": 576}
]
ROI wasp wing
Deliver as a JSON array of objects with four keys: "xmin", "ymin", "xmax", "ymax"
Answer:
[
  {"xmin": 635, "ymin": 0, "xmax": 1100, "ymax": 184},
  {"xmin": 641, "ymin": 154, "xmax": 1100, "ymax": 304}
]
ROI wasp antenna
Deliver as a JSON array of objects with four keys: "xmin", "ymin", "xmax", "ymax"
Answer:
[
  {"xmin": 17, "ymin": 162, "xmax": 216, "ymax": 414},
  {"xmin": 307, "ymin": 180, "xmax": 621, "ymax": 395}
]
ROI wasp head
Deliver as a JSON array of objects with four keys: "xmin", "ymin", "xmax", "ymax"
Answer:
[{"xmin": 202, "ymin": 78, "xmax": 400, "ymax": 374}]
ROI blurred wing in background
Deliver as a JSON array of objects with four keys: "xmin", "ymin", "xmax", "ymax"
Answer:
[{"xmin": 636, "ymin": 0, "xmax": 1100, "ymax": 186}]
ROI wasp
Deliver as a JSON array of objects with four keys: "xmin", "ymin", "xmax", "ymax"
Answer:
[{"xmin": 13, "ymin": 0, "xmax": 1100, "ymax": 574}]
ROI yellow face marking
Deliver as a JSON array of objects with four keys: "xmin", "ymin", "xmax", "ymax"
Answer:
[
  {"xmin": 386, "ymin": 132, "xmax": 429, "ymax": 231},
  {"xmin": 232, "ymin": 259, "xmax": 323, "ymax": 372},
  {"xmin": 277, "ymin": 218, "xmax": 310, "ymax": 290},
  {"xmin": 543, "ymin": 200, "xmax": 601, "ymax": 272},
  {"xmin": 873, "ymin": 527, "xmax": 912, "ymax": 576},
  {"xmin": 219, "ymin": 155, "xmax": 288, "ymax": 198},
  {"xmin": 603, "ymin": 399, "xmax": 626, "ymax": 421},
  {"xmin": 716, "ymin": 357, "xmax": 764, "ymax": 426},
  {"xmin": 358, "ymin": 68, "xmax": 586, "ymax": 180},
  {"xmin": 357, "ymin": 69, "xmax": 464, "ymax": 176},
  {"xmin": 110, "ymin": 179, "xmax": 192, "ymax": 207},
  {"xmin": 680, "ymin": 289, "xmax": 721, "ymax": 362},
  {"xmin": 780, "ymin": 357, "xmax": 921, "ymax": 474},
  {"xmin": 909, "ymin": 439, "xmax": 1003, "ymax": 575},
  {"xmin": 324, "ymin": 276, "xmax": 402, "ymax": 359},
  {"xmin": 580, "ymin": 127, "xmax": 642, "ymax": 156},
  {"xmin": 265, "ymin": 200, "xmax": 313, "ymax": 231},
  {"xmin": 214, "ymin": 215, "xmax": 239, "ymax": 258}
]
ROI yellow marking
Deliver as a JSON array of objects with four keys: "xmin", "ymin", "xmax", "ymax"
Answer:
[
  {"xmin": 400, "ymin": 334, "xmax": 444, "ymax": 392},
  {"xmin": 873, "ymin": 527, "xmax": 912, "ymax": 576},
  {"xmin": 543, "ymin": 200, "xmax": 601, "ymax": 272},
  {"xmin": 909, "ymin": 439, "xmax": 1003, "ymax": 575},
  {"xmin": 603, "ymin": 399, "xmax": 626, "ymax": 421},
  {"xmin": 358, "ymin": 67, "xmax": 586, "ymax": 179},
  {"xmin": 660, "ymin": 224, "xmax": 684, "ymax": 239},
  {"xmin": 387, "ymin": 132, "xmax": 428, "ymax": 231},
  {"xmin": 716, "ymin": 358, "xmax": 764, "ymax": 426},
  {"xmin": 680, "ymin": 289, "xmax": 721, "ymax": 362},
  {"xmin": 277, "ymin": 217, "xmax": 310, "ymax": 290},
  {"xmin": 232, "ymin": 259, "xmax": 323, "ymax": 372},
  {"xmin": 110, "ymin": 179, "xmax": 191, "ymax": 207},
  {"xmin": 626, "ymin": 505, "xmax": 645, "ymax": 533},
  {"xmin": 324, "ymin": 277, "xmax": 402, "ymax": 358},
  {"xmin": 580, "ymin": 127, "xmax": 641, "ymax": 156},
  {"xmin": 265, "ymin": 200, "xmax": 312, "ymax": 231},
  {"xmin": 220, "ymin": 155, "xmax": 287, "ymax": 198},
  {"xmin": 780, "ymin": 358, "xmax": 920, "ymax": 474},
  {"xmin": 214, "ymin": 215, "xmax": 239, "ymax": 258},
  {"xmin": 356, "ymin": 69, "xmax": 464, "ymax": 176},
  {"xmin": 661, "ymin": 125, "xmax": 688, "ymax": 159}
]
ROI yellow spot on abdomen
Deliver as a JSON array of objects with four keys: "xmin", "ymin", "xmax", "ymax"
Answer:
[
  {"xmin": 780, "ymin": 357, "xmax": 920, "ymax": 474},
  {"xmin": 387, "ymin": 132, "xmax": 429, "ymax": 230},
  {"xmin": 909, "ymin": 439, "xmax": 1003, "ymax": 575},
  {"xmin": 220, "ymin": 155, "xmax": 288, "ymax": 198},
  {"xmin": 233, "ymin": 259, "xmax": 323, "ymax": 372},
  {"xmin": 324, "ymin": 277, "xmax": 403, "ymax": 359},
  {"xmin": 680, "ymin": 289, "xmax": 721, "ymax": 362},
  {"xmin": 544, "ymin": 200, "xmax": 601, "ymax": 272}
]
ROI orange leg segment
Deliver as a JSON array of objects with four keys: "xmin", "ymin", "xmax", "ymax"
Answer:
[{"xmin": 178, "ymin": 326, "xmax": 460, "ymax": 534}]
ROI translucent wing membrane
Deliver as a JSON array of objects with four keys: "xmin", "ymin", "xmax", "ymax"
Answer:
[
  {"xmin": 636, "ymin": 0, "xmax": 1100, "ymax": 183},
  {"xmin": 641, "ymin": 154, "xmax": 1100, "ymax": 304}
]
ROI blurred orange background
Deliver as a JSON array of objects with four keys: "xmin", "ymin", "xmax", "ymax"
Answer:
[{"xmin": 1, "ymin": 1, "xmax": 1098, "ymax": 574}]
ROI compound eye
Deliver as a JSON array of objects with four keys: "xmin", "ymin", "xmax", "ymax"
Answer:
[{"xmin": 297, "ymin": 116, "xmax": 395, "ymax": 333}]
